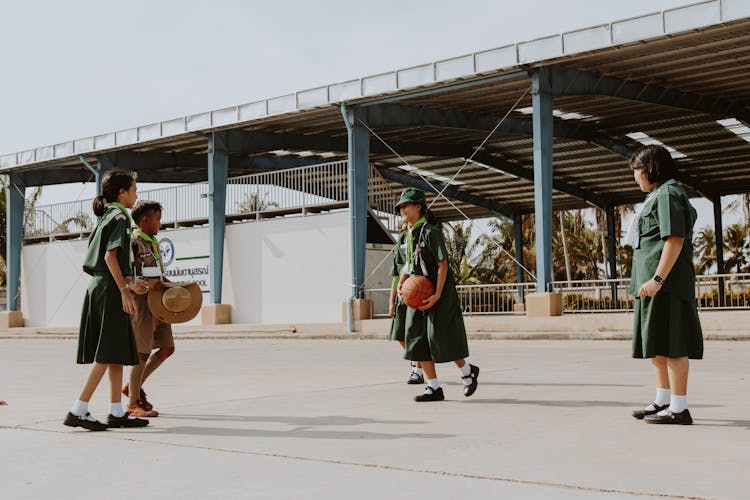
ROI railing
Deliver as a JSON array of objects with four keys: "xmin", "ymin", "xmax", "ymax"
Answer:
[
  {"xmin": 24, "ymin": 160, "xmax": 402, "ymax": 241},
  {"xmin": 549, "ymin": 279, "xmax": 633, "ymax": 312},
  {"xmin": 365, "ymin": 274, "xmax": 750, "ymax": 315},
  {"xmin": 365, "ymin": 282, "xmax": 536, "ymax": 317},
  {"xmin": 696, "ymin": 273, "xmax": 750, "ymax": 309}
]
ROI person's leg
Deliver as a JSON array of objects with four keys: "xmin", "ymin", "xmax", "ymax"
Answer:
[
  {"xmin": 142, "ymin": 347, "xmax": 174, "ymax": 383},
  {"xmin": 128, "ymin": 353, "xmax": 149, "ymax": 406},
  {"xmin": 108, "ymin": 364, "xmax": 126, "ymax": 417},
  {"xmin": 645, "ymin": 356, "xmax": 692, "ymax": 424},
  {"xmin": 455, "ymin": 358, "xmax": 479, "ymax": 396},
  {"xmin": 633, "ymin": 356, "xmax": 670, "ymax": 419},
  {"xmin": 65, "ymin": 363, "xmax": 109, "ymax": 430},
  {"xmin": 667, "ymin": 356, "xmax": 689, "ymax": 411},
  {"xmin": 77, "ymin": 362, "xmax": 108, "ymax": 403}
]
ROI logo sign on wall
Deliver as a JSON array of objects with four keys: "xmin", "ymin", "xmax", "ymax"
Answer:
[{"xmin": 158, "ymin": 237, "xmax": 210, "ymax": 293}]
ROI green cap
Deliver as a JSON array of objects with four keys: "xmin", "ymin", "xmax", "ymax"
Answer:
[{"xmin": 394, "ymin": 188, "xmax": 427, "ymax": 213}]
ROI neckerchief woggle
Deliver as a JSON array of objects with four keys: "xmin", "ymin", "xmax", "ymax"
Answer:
[
  {"xmin": 105, "ymin": 202, "xmax": 134, "ymax": 271},
  {"xmin": 624, "ymin": 178, "xmax": 677, "ymax": 248},
  {"xmin": 133, "ymin": 228, "xmax": 165, "ymax": 274}
]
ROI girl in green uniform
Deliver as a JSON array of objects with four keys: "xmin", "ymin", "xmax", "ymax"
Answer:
[
  {"xmin": 395, "ymin": 188, "xmax": 479, "ymax": 402},
  {"xmin": 63, "ymin": 170, "xmax": 150, "ymax": 431},
  {"xmin": 389, "ymin": 223, "xmax": 423, "ymax": 384},
  {"xmin": 628, "ymin": 145, "xmax": 703, "ymax": 425}
]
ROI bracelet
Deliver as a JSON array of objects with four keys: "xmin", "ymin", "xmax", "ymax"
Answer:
[{"xmin": 119, "ymin": 284, "xmax": 129, "ymax": 292}]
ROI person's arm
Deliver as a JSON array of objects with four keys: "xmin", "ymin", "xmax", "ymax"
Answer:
[
  {"xmin": 419, "ymin": 259, "xmax": 447, "ymax": 310},
  {"xmin": 389, "ymin": 277, "xmax": 398, "ymax": 317},
  {"xmin": 638, "ymin": 236, "xmax": 684, "ymax": 297},
  {"xmin": 104, "ymin": 249, "xmax": 137, "ymax": 314}
]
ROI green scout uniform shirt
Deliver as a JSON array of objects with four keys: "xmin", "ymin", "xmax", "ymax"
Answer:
[
  {"xmin": 403, "ymin": 222, "xmax": 469, "ymax": 363},
  {"xmin": 77, "ymin": 204, "xmax": 139, "ymax": 365},
  {"xmin": 628, "ymin": 182, "xmax": 697, "ymax": 301}
]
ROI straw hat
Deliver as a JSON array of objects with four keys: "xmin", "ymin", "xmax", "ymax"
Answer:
[{"xmin": 147, "ymin": 282, "xmax": 203, "ymax": 324}]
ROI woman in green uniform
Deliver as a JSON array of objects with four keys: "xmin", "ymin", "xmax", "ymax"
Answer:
[
  {"xmin": 628, "ymin": 145, "xmax": 703, "ymax": 425},
  {"xmin": 395, "ymin": 188, "xmax": 479, "ymax": 402},
  {"xmin": 389, "ymin": 223, "xmax": 423, "ymax": 384},
  {"xmin": 63, "ymin": 170, "xmax": 150, "ymax": 431}
]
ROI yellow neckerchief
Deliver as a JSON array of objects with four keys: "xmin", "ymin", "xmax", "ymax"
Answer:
[
  {"xmin": 405, "ymin": 217, "xmax": 426, "ymax": 274},
  {"xmin": 133, "ymin": 228, "xmax": 164, "ymax": 273},
  {"xmin": 105, "ymin": 202, "xmax": 134, "ymax": 270}
]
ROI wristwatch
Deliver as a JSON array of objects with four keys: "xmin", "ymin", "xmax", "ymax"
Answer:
[{"xmin": 652, "ymin": 274, "xmax": 664, "ymax": 285}]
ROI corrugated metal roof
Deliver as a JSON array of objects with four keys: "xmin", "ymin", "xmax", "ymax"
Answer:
[{"xmin": 4, "ymin": 0, "xmax": 750, "ymax": 221}]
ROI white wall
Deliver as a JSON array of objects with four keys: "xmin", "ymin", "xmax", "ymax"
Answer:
[{"xmin": 20, "ymin": 210, "xmax": 392, "ymax": 327}]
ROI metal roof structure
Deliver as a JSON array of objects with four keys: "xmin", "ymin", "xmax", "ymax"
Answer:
[{"xmin": 4, "ymin": 1, "xmax": 750, "ymax": 222}]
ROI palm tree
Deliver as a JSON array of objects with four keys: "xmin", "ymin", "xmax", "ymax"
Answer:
[
  {"xmin": 442, "ymin": 221, "xmax": 487, "ymax": 285},
  {"xmin": 237, "ymin": 191, "xmax": 279, "ymax": 213},
  {"xmin": 723, "ymin": 223, "xmax": 749, "ymax": 273},
  {"xmin": 693, "ymin": 226, "xmax": 716, "ymax": 274}
]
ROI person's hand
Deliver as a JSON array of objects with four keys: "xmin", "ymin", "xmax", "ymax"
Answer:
[
  {"xmin": 418, "ymin": 293, "xmax": 441, "ymax": 311},
  {"xmin": 638, "ymin": 279, "xmax": 661, "ymax": 298},
  {"xmin": 121, "ymin": 289, "xmax": 137, "ymax": 315},
  {"xmin": 151, "ymin": 279, "xmax": 166, "ymax": 291},
  {"xmin": 131, "ymin": 278, "xmax": 150, "ymax": 295}
]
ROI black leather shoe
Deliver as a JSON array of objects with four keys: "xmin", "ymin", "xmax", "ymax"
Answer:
[
  {"xmin": 632, "ymin": 402, "xmax": 669, "ymax": 420},
  {"xmin": 414, "ymin": 387, "xmax": 445, "ymax": 402},
  {"xmin": 63, "ymin": 412, "xmax": 108, "ymax": 431},
  {"xmin": 108, "ymin": 412, "xmax": 149, "ymax": 428},
  {"xmin": 645, "ymin": 408, "xmax": 693, "ymax": 425},
  {"xmin": 463, "ymin": 364, "xmax": 480, "ymax": 397},
  {"xmin": 408, "ymin": 371, "xmax": 424, "ymax": 385}
]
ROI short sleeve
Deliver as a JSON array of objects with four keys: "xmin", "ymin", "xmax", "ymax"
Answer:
[
  {"xmin": 429, "ymin": 227, "xmax": 449, "ymax": 262},
  {"xmin": 656, "ymin": 188, "xmax": 687, "ymax": 240},
  {"xmin": 105, "ymin": 217, "xmax": 129, "ymax": 252}
]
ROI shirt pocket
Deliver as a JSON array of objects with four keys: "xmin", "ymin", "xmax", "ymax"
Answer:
[{"xmin": 640, "ymin": 213, "xmax": 659, "ymax": 238}]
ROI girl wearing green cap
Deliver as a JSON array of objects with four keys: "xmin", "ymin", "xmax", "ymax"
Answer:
[{"xmin": 395, "ymin": 188, "xmax": 479, "ymax": 402}]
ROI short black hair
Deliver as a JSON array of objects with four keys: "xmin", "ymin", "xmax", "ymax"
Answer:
[
  {"xmin": 629, "ymin": 145, "xmax": 677, "ymax": 183},
  {"xmin": 131, "ymin": 200, "xmax": 163, "ymax": 223}
]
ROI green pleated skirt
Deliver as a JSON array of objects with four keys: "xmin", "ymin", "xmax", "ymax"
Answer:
[
  {"xmin": 403, "ymin": 288, "xmax": 469, "ymax": 363},
  {"xmin": 77, "ymin": 274, "xmax": 139, "ymax": 365},
  {"xmin": 632, "ymin": 292, "xmax": 703, "ymax": 359}
]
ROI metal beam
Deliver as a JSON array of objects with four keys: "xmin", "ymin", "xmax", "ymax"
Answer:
[
  {"xmin": 376, "ymin": 167, "xmax": 517, "ymax": 219},
  {"xmin": 341, "ymin": 105, "xmax": 369, "ymax": 302},
  {"xmin": 6, "ymin": 174, "xmax": 25, "ymax": 311},
  {"xmin": 605, "ymin": 205, "xmax": 618, "ymax": 308},
  {"xmin": 470, "ymin": 152, "xmax": 608, "ymax": 209},
  {"xmin": 713, "ymin": 196, "xmax": 725, "ymax": 305},
  {"xmin": 547, "ymin": 66, "xmax": 750, "ymax": 124},
  {"xmin": 208, "ymin": 131, "xmax": 228, "ymax": 305},
  {"xmin": 514, "ymin": 213, "xmax": 525, "ymax": 304},
  {"xmin": 532, "ymin": 68, "xmax": 554, "ymax": 294}
]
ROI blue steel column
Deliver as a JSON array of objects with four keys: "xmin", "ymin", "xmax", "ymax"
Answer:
[
  {"xmin": 341, "ymin": 105, "xmax": 370, "ymax": 301},
  {"xmin": 532, "ymin": 68, "xmax": 554, "ymax": 293},
  {"xmin": 514, "ymin": 213, "xmax": 525, "ymax": 304},
  {"xmin": 208, "ymin": 131, "xmax": 229, "ymax": 305},
  {"xmin": 606, "ymin": 205, "xmax": 618, "ymax": 308},
  {"xmin": 6, "ymin": 174, "xmax": 25, "ymax": 311},
  {"xmin": 713, "ymin": 196, "xmax": 725, "ymax": 305}
]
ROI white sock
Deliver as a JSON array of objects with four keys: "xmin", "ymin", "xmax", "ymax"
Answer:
[
  {"xmin": 669, "ymin": 395, "xmax": 688, "ymax": 413},
  {"xmin": 414, "ymin": 367, "xmax": 424, "ymax": 376},
  {"xmin": 70, "ymin": 400, "xmax": 88, "ymax": 417},
  {"xmin": 654, "ymin": 388, "xmax": 671, "ymax": 407},
  {"xmin": 459, "ymin": 361, "xmax": 471, "ymax": 378},
  {"xmin": 426, "ymin": 378, "xmax": 440, "ymax": 391},
  {"xmin": 110, "ymin": 402, "xmax": 126, "ymax": 418}
]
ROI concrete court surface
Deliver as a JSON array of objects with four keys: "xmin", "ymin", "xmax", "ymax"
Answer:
[{"xmin": 1, "ymin": 338, "xmax": 748, "ymax": 499}]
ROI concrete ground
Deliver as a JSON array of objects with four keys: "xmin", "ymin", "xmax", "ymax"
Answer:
[{"xmin": 1, "ymin": 338, "xmax": 748, "ymax": 499}]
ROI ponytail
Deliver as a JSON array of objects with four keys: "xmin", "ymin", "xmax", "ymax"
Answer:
[{"xmin": 92, "ymin": 195, "xmax": 107, "ymax": 217}]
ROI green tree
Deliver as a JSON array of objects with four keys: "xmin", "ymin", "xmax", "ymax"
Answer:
[
  {"xmin": 693, "ymin": 226, "xmax": 716, "ymax": 274},
  {"xmin": 723, "ymin": 223, "xmax": 749, "ymax": 273}
]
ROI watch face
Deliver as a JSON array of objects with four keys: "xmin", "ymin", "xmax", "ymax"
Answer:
[{"xmin": 653, "ymin": 275, "xmax": 663, "ymax": 283}]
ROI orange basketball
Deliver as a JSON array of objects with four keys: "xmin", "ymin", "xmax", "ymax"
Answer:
[{"xmin": 400, "ymin": 275, "xmax": 435, "ymax": 309}]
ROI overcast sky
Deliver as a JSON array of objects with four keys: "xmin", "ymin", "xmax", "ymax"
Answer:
[{"xmin": 2, "ymin": 0, "xmax": 735, "ymax": 229}]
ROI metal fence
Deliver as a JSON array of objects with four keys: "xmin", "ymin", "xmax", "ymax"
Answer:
[
  {"xmin": 365, "ymin": 282, "xmax": 536, "ymax": 317},
  {"xmin": 365, "ymin": 274, "xmax": 750, "ymax": 316},
  {"xmin": 24, "ymin": 160, "xmax": 402, "ymax": 240}
]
